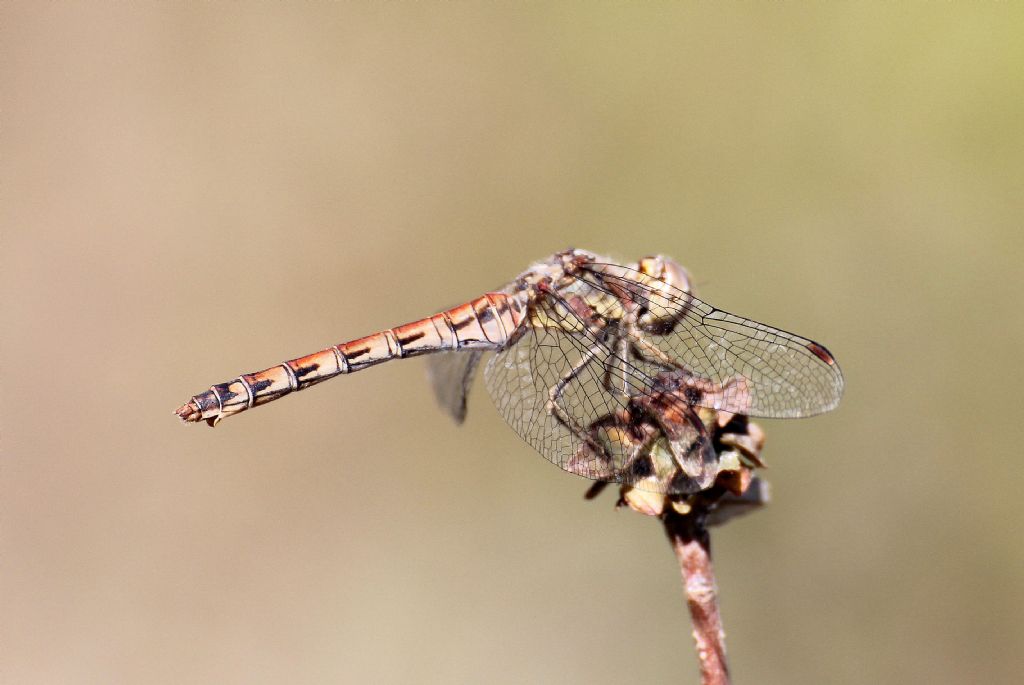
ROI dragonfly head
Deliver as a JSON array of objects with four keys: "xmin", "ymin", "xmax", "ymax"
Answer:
[
  {"xmin": 633, "ymin": 255, "xmax": 695, "ymax": 333},
  {"xmin": 637, "ymin": 255, "xmax": 693, "ymax": 295}
]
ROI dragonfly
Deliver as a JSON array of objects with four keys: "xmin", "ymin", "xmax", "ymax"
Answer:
[{"xmin": 176, "ymin": 249, "xmax": 843, "ymax": 495}]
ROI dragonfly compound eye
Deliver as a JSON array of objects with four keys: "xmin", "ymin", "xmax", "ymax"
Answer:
[
  {"xmin": 635, "ymin": 256, "xmax": 695, "ymax": 333},
  {"xmin": 638, "ymin": 255, "xmax": 693, "ymax": 294}
]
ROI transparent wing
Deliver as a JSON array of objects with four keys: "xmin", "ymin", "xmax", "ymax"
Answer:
[
  {"xmin": 483, "ymin": 296, "xmax": 716, "ymax": 494},
  {"xmin": 426, "ymin": 350, "xmax": 485, "ymax": 424},
  {"xmin": 575, "ymin": 263, "xmax": 844, "ymax": 419}
]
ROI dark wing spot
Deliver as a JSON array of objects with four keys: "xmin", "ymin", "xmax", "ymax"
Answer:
[{"xmin": 806, "ymin": 341, "xmax": 836, "ymax": 365}]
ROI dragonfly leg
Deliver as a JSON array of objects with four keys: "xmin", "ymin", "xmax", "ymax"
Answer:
[
  {"xmin": 546, "ymin": 339, "xmax": 662, "ymax": 482},
  {"xmin": 602, "ymin": 333, "xmax": 634, "ymax": 400},
  {"xmin": 568, "ymin": 401, "xmax": 669, "ymax": 486},
  {"xmin": 629, "ymin": 332, "xmax": 686, "ymax": 372},
  {"xmin": 546, "ymin": 342, "xmax": 602, "ymax": 421},
  {"xmin": 538, "ymin": 288, "xmax": 633, "ymax": 400},
  {"xmin": 546, "ymin": 336, "xmax": 638, "ymax": 418},
  {"xmin": 546, "ymin": 343, "xmax": 614, "ymax": 462}
]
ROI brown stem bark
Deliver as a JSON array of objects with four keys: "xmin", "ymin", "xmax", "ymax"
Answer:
[{"xmin": 663, "ymin": 509, "xmax": 730, "ymax": 685}]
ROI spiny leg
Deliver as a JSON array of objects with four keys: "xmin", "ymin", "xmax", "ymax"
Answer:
[
  {"xmin": 538, "ymin": 292, "xmax": 652, "ymax": 476},
  {"xmin": 545, "ymin": 342, "xmax": 606, "ymax": 449},
  {"xmin": 567, "ymin": 409, "xmax": 629, "ymax": 481},
  {"xmin": 629, "ymin": 331, "xmax": 685, "ymax": 372},
  {"xmin": 547, "ymin": 345, "xmax": 670, "ymax": 484},
  {"xmin": 603, "ymin": 332, "xmax": 634, "ymax": 399},
  {"xmin": 544, "ymin": 338, "xmax": 642, "ymax": 471},
  {"xmin": 546, "ymin": 332, "xmax": 639, "ymax": 441}
]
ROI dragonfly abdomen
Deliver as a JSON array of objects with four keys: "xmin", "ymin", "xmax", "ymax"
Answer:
[{"xmin": 176, "ymin": 293, "xmax": 526, "ymax": 426}]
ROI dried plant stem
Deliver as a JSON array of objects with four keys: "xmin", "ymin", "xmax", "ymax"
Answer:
[{"xmin": 663, "ymin": 508, "xmax": 730, "ymax": 685}]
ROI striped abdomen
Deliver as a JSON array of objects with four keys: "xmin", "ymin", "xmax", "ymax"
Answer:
[{"xmin": 175, "ymin": 292, "xmax": 526, "ymax": 426}]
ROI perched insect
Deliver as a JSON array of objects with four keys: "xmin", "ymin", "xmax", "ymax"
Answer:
[{"xmin": 177, "ymin": 249, "xmax": 843, "ymax": 494}]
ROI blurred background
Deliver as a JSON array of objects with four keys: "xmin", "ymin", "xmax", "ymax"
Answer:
[{"xmin": 3, "ymin": 3, "xmax": 1022, "ymax": 684}]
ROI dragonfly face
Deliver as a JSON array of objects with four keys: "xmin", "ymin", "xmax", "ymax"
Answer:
[
  {"xmin": 638, "ymin": 255, "xmax": 693, "ymax": 293},
  {"xmin": 178, "ymin": 249, "xmax": 843, "ymax": 495},
  {"xmin": 634, "ymin": 255, "xmax": 696, "ymax": 334}
]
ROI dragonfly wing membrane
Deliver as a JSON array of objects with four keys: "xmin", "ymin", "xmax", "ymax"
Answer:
[
  {"xmin": 426, "ymin": 350, "xmax": 485, "ymax": 424},
  {"xmin": 484, "ymin": 310, "xmax": 628, "ymax": 486},
  {"xmin": 578, "ymin": 265, "xmax": 844, "ymax": 419},
  {"xmin": 484, "ymin": 297, "xmax": 705, "ymax": 494}
]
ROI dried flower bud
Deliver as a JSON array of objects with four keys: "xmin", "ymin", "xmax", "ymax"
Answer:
[
  {"xmin": 597, "ymin": 408, "xmax": 769, "ymax": 524},
  {"xmin": 621, "ymin": 486, "xmax": 668, "ymax": 517}
]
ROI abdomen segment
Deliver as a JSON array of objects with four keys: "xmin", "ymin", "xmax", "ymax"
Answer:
[{"xmin": 175, "ymin": 292, "xmax": 525, "ymax": 426}]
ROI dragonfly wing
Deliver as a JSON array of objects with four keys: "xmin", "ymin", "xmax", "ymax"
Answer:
[
  {"xmin": 483, "ymin": 297, "xmax": 708, "ymax": 494},
  {"xmin": 576, "ymin": 264, "xmax": 845, "ymax": 419},
  {"xmin": 426, "ymin": 350, "xmax": 485, "ymax": 424}
]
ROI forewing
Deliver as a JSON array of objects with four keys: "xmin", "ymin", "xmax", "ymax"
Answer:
[
  {"xmin": 426, "ymin": 350, "xmax": 485, "ymax": 424},
  {"xmin": 576, "ymin": 264, "xmax": 844, "ymax": 419},
  {"xmin": 483, "ymin": 297, "xmax": 703, "ymax": 494}
]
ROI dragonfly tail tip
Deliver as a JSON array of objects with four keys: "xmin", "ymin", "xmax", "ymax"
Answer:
[{"xmin": 174, "ymin": 400, "xmax": 202, "ymax": 423}]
